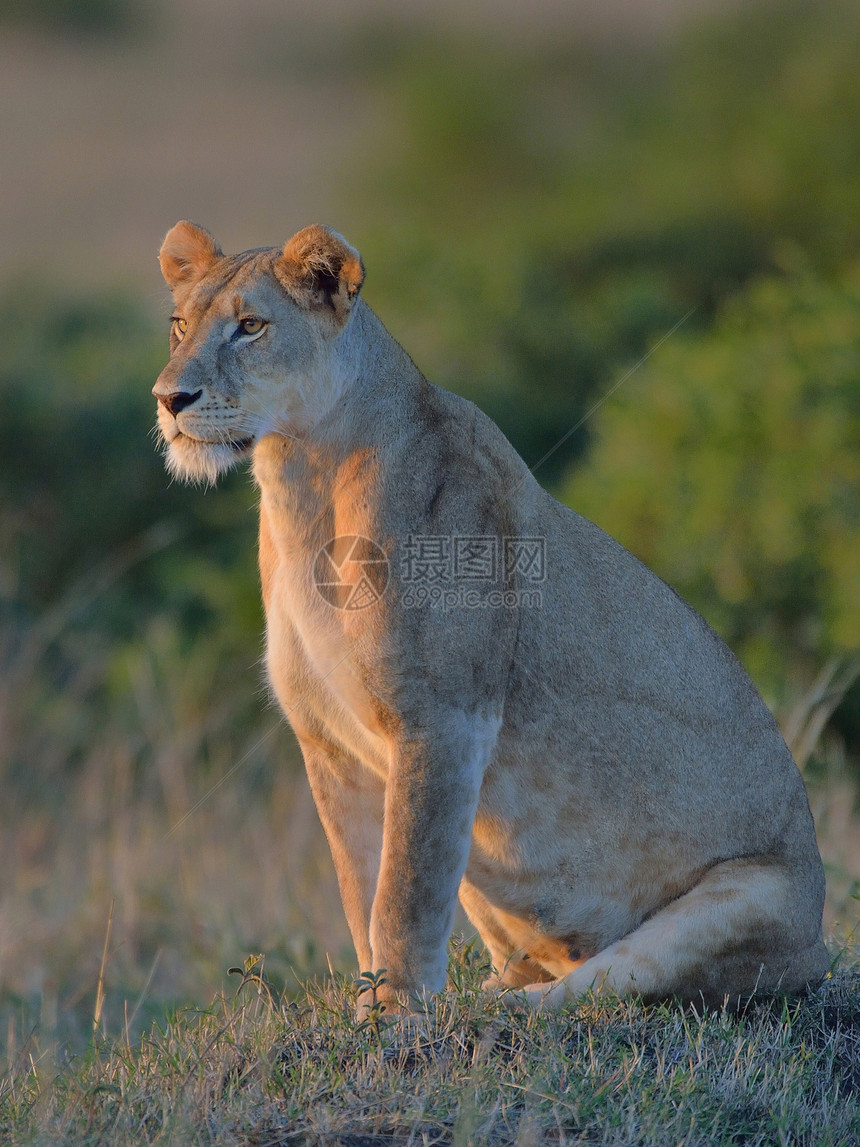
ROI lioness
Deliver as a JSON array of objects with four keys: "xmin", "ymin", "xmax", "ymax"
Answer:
[{"xmin": 153, "ymin": 220, "xmax": 828, "ymax": 1013}]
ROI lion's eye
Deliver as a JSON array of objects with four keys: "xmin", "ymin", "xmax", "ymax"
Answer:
[
  {"xmin": 239, "ymin": 317, "xmax": 265, "ymax": 336},
  {"xmin": 172, "ymin": 317, "xmax": 188, "ymax": 340}
]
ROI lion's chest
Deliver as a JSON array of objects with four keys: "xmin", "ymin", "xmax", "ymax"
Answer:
[{"xmin": 263, "ymin": 558, "xmax": 389, "ymax": 776}]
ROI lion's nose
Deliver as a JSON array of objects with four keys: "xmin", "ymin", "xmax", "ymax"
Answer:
[{"xmin": 156, "ymin": 389, "xmax": 203, "ymax": 417}]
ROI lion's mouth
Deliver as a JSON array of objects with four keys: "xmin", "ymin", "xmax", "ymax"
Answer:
[{"xmin": 173, "ymin": 429, "xmax": 255, "ymax": 453}]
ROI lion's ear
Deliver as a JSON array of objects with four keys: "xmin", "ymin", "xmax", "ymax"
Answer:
[
  {"xmin": 159, "ymin": 221, "xmax": 223, "ymax": 290},
  {"xmin": 275, "ymin": 225, "xmax": 365, "ymax": 322}
]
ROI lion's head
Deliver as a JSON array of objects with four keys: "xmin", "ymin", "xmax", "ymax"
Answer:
[{"xmin": 153, "ymin": 221, "xmax": 365, "ymax": 484}]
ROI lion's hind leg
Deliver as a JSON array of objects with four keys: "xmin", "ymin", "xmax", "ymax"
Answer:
[{"xmin": 523, "ymin": 857, "xmax": 828, "ymax": 1010}]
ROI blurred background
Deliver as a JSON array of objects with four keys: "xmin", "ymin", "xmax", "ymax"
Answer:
[{"xmin": 1, "ymin": 0, "xmax": 859, "ymax": 1056}]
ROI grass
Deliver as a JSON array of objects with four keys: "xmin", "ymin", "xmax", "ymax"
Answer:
[{"xmin": 3, "ymin": 941, "xmax": 860, "ymax": 1146}]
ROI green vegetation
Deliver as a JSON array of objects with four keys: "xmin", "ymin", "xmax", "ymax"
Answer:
[
  {"xmin": 566, "ymin": 266, "xmax": 860, "ymax": 716},
  {"xmin": 2, "ymin": 0, "xmax": 860, "ymax": 1140},
  {"xmin": 356, "ymin": 0, "xmax": 860, "ymax": 471},
  {"xmin": 0, "ymin": 0, "xmax": 139, "ymax": 36}
]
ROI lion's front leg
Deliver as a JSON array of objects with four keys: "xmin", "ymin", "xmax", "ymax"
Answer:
[
  {"xmin": 302, "ymin": 745, "xmax": 385, "ymax": 976},
  {"xmin": 367, "ymin": 719, "xmax": 497, "ymax": 1014}
]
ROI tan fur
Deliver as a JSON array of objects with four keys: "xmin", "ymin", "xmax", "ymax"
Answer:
[
  {"xmin": 258, "ymin": 503, "xmax": 277, "ymax": 614},
  {"xmin": 159, "ymin": 220, "xmax": 222, "ymax": 289},
  {"xmin": 154, "ymin": 221, "xmax": 829, "ymax": 1015}
]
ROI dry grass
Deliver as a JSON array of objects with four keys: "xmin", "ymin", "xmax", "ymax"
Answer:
[
  {"xmin": 0, "ymin": 601, "xmax": 351, "ymax": 1057},
  {"xmin": 3, "ymin": 941, "xmax": 860, "ymax": 1146}
]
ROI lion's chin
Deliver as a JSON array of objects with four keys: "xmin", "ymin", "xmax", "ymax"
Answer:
[{"xmin": 164, "ymin": 433, "xmax": 254, "ymax": 486}]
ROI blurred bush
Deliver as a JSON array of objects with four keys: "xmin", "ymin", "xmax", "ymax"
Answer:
[
  {"xmin": 0, "ymin": 0, "xmax": 140, "ymax": 35},
  {"xmin": 355, "ymin": 0, "xmax": 860, "ymax": 474},
  {"xmin": 0, "ymin": 288, "xmax": 261, "ymax": 624},
  {"xmin": 563, "ymin": 264, "xmax": 860, "ymax": 720},
  {"xmin": 0, "ymin": 287, "xmax": 265, "ymax": 804}
]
